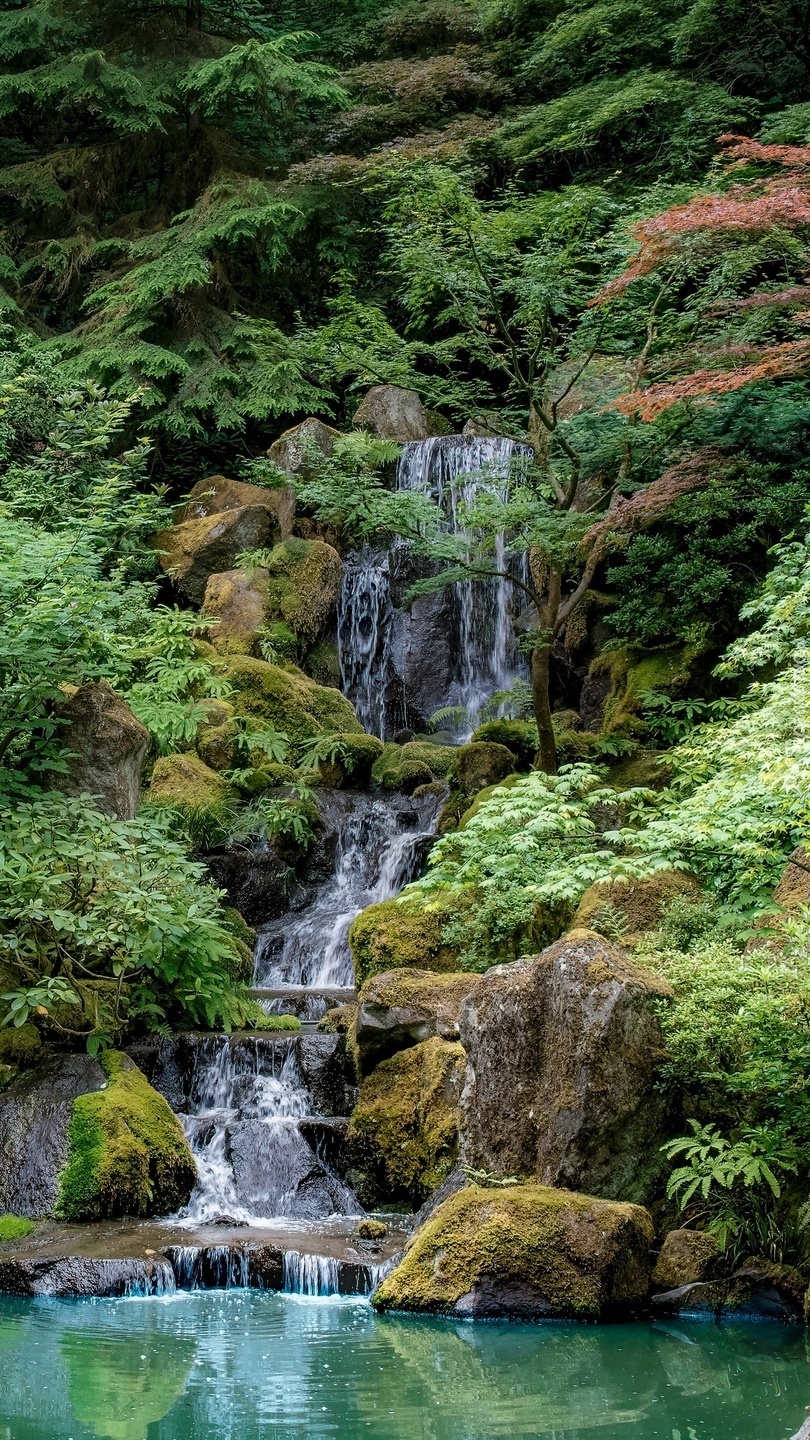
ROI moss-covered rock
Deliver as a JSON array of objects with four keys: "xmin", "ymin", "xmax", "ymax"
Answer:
[
  {"xmin": 652, "ymin": 1229, "xmax": 721, "ymax": 1290},
  {"xmin": 262, "ymin": 537, "xmax": 343, "ymax": 645},
  {"xmin": 454, "ymin": 741, "xmax": 515, "ymax": 796},
  {"xmin": 355, "ymin": 967, "xmax": 479, "ymax": 1072},
  {"xmin": 371, "ymin": 743, "xmax": 435, "ymax": 794},
  {"xmin": 146, "ymin": 753, "xmax": 232, "ymax": 846},
  {"xmin": 0, "ymin": 1025, "xmax": 41, "ymax": 1069},
  {"xmin": 373, "ymin": 1183, "xmax": 654, "ymax": 1318},
  {"xmin": 222, "ymin": 655, "xmax": 361, "ymax": 757},
  {"xmin": 584, "ymin": 645, "xmax": 704, "ymax": 736},
  {"xmin": 346, "ymin": 1037, "xmax": 465, "ymax": 1207},
  {"xmin": 317, "ymin": 733, "xmax": 385, "ymax": 789},
  {"xmin": 572, "ymin": 871, "xmax": 701, "ymax": 945},
  {"xmin": 196, "ymin": 718, "xmax": 240, "ymax": 772},
  {"xmin": 56, "ymin": 1052, "xmax": 197, "ymax": 1221},
  {"xmin": 202, "ymin": 567, "xmax": 270, "ymax": 655},
  {"xmin": 457, "ymin": 772, "xmax": 522, "ymax": 828},
  {"xmin": 306, "ymin": 640, "xmax": 341, "ymax": 688},
  {"xmin": 470, "ymin": 719, "xmax": 538, "ymax": 769},
  {"xmin": 0, "ymin": 1213, "xmax": 33, "ymax": 1241},
  {"xmin": 350, "ymin": 896, "xmax": 460, "ymax": 986},
  {"xmin": 400, "ymin": 741, "xmax": 456, "ymax": 778}
]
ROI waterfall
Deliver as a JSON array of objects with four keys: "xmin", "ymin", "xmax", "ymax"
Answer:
[
  {"xmin": 175, "ymin": 1035, "xmax": 361, "ymax": 1225},
  {"xmin": 169, "ymin": 1245, "xmax": 250, "ymax": 1291},
  {"xmin": 253, "ymin": 789, "xmax": 443, "ymax": 998},
  {"xmin": 336, "ymin": 435, "xmax": 531, "ymax": 739},
  {"xmin": 282, "ymin": 1250, "xmax": 394, "ymax": 1298}
]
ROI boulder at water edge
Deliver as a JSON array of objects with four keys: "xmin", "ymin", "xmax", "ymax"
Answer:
[
  {"xmin": 54, "ymin": 681, "xmax": 149, "ymax": 820},
  {"xmin": 345, "ymin": 1037, "xmax": 465, "ymax": 1208},
  {"xmin": 373, "ymin": 1184, "xmax": 654, "ymax": 1319},
  {"xmin": 652, "ymin": 1228, "xmax": 721, "ymax": 1289},
  {"xmin": 355, "ymin": 968, "xmax": 478, "ymax": 1073},
  {"xmin": 459, "ymin": 930, "xmax": 673, "ymax": 1200}
]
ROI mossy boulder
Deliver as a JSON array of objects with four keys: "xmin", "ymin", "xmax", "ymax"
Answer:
[
  {"xmin": 371, "ymin": 743, "xmax": 435, "ymax": 794},
  {"xmin": 454, "ymin": 741, "xmax": 515, "ymax": 796},
  {"xmin": 373, "ymin": 1184, "xmax": 654, "ymax": 1319},
  {"xmin": 155, "ymin": 506, "xmax": 278, "ymax": 606},
  {"xmin": 457, "ymin": 772, "xmax": 522, "ymax": 828},
  {"xmin": 0, "ymin": 1025, "xmax": 41, "ymax": 1070},
  {"xmin": 180, "ymin": 473, "xmax": 295, "ymax": 535},
  {"xmin": 572, "ymin": 871, "xmax": 702, "ymax": 945},
  {"xmin": 306, "ymin": 640, "xmax": 341, "ymax": 688},
  {"xmin": 202, "ymin": 567, "xmax": 270, "ymax": 654},
  {"xmin": 355, "ymin": 967, "xmax": 479, "ymax": 1073},
  {"xmin": 262, "ymin": 537, "xmax": 343, "ymax": 645},
  {"xmin": 470, "ymin": 719, "xmax": 538, "ymax": 769},
  {"xmin": 346, "ymin": 1036, "xmax": 465, "ymax": 1207},
  {"xmin": 54, "ymin": 680, "xmax": 149, "ymax": 821},
  {"xmin": 196, "ymin": 718, "xmax": 240, "ymax": 772},
  {"xmin": 350, "ymin": 896, "xmax": 460, "ymax": 986},
  {"xmin": 582, "ymin": 645, "xmax": 703, "ymax": 736},
  {"xmin": 652, "ymin": 1229, "xmax": 722, "ymax": 1290},
  {"xmin": 222, "ymin": 655, "xmax": 360, "ymax": 758},
  {"xmin": 267, "ymin": 416, "xmax": 340, "ymax": 475},
  {"xmin": 318, "ymin": 733, "xmax": 385, "ymax": 789},
  {"xmin": 0, "ymin": 1213, "xmax": 33, "ymax": 1241},
  {"xmin": 147, "ymin": 752, "xmax": 231, "ymax": 824},
  {"xmin": 56, "ymin": 1051, "xmax": 197, "ymax": 1221}
]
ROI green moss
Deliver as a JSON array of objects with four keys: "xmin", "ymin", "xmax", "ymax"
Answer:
[
  {"xmin": 238, "ymin": 1010, "xmax": 301, "ymax": 1032},
  {"xmin": 56, "ymin": 1051, "xmax": 197, "ymax": 1221},
  {"xmin": 470, "ymin": 720, "xmax": 538, "ymax": 769},
  {"xmin": 262, "ymin": 537, "xmax": 343, "ymax": 644},
  {"xmin": 400, "ymin": 741, "xmax": 456, "ymax": 778},
  {"xmin": 306, "ymin": 640, "xmax": 341, "ymax": 688},
  {"xmin": 454, "ymin": 741, "xmax": 515, "ymax": 796},
  {"xmin": 0, "ymin": 1213, "xmax": 34, "ymax": 1241},
  {"xmin": 0, "ymin": 1024, "xmax": 41, "ymax": 1068},
  {"xmin": 145, "ymin": 752, "xmax": 233, "ymax": 848},
  {"xmin": 373, "ymin": 1184, "xmax": 654, "ymax": 1317},
  {"xmin": 223, "ymin": 655, "xmax": 361, "ymax": 759},
  {"xmin": 589, "ymin": 645, "xmax": 704, "ymax": 736},
  {"xmin": 346, "ymin": 1037, "xmax": 465, "ymax": 1207},
  {"xmin": 321, "ymin": 733, "xmax": 385, "ymax": 788},
  {"xmin": 231, "ymin": 762, "xmax": 298, "ymax": 796},
  {"xmin": 196, "ymin": 719, "xmax": 240, "ymax": 772},
  {"xmin": 573, "ymin": 871, "xmax": 701, "ymax": 944},
  {"xmin": 371, "ymin": 743, "xmax": 435, "ymax": 794},
  {"xmin": 350, "ymin": 896, "xmax": 461, "ymax": 985}
]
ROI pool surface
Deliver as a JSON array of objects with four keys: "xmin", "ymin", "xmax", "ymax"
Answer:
[{"xmin": 0, "ymin": 1290, "xmax": 807, "ymax": 1439}]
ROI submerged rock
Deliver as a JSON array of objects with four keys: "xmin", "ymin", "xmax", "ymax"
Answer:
[
  {"xmin": 0, "ymin": 1053, "xmax": 106, "ymax": 1218},
  {"xmin": 373, "ymin": 1184, "xmax": 654, "ymax": 1319},
  {"xmin": 346, "ymin": 1036, "xmax": 465, "ymax": 1208},
  {"xmin": 459, "ymin": 930, "xmax": 673, "ymax": 1200},
  {"xmin": 53, "ymin": 681, "xmax": 149, "ymax": 820},
  {"xmin": 355, "ymin": 968, "xmax": 478, "ymax": 1073}
]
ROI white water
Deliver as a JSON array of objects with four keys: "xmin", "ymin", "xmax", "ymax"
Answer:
[
  {"xmin": 282, "ymin": 1250, "xmax": 394, "ymax": 1297},
  {"xmin": 253, "ymin": 790, "xmax": 443, "ymax": 994},
  {"xmin": 337, "ymin": 435, "xmax": 531, "ymax": 739},
  {"xmin": 176, "ymin": 1036, "xmax": 359, "ymax": 1226}
]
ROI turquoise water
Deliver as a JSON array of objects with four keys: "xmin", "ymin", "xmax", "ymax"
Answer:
[{"xmin": 0, "ymin": 1291, "xmax": 807, "ymax": 1440}]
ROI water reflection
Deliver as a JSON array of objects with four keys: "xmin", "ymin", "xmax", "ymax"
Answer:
[
  {"xmin": 61, "ymin": 1324, "xmax": 195, "ymax": 1440},
  {"xmin": 0, "ymin": 1293, "xmax": 805, "ymax": 1440}
]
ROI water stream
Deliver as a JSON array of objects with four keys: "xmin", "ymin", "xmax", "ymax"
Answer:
[{"xmin": 338, "ymin": 435, "xmax": 531, "ymax": 738}]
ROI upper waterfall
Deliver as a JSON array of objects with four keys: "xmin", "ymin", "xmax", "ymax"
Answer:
[{"xmin": 337, "ymin": 435, "xmax": 531, "ymax": 740}]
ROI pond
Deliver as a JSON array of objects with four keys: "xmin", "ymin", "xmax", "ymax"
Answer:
[{"xmin": 0, "ymin": 1290, "xmax": 807, "ymax": 1440}]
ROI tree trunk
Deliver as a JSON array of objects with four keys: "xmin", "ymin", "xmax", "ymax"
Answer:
[
  {"xmin": 186, "ymin": 0, "xmax": 203, "ymax": 30},
  {"xmin": 531, "ymin": 644, "xmax": 557, "ymax": 774}
]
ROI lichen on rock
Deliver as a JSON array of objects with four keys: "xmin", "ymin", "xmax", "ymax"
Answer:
[
  {"xmin": 56, "ymin": 1051, "xmax": 197, "ymax": 1221},
  {"xmin": 373, "ymin": 1183, "xmax": 654, "ymax": 1318},
  {"xmin": 346, "ymin": 1036, "xmax": 465, "ymax": 1207}
]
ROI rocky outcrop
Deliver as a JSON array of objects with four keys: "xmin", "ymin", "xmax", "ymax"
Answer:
[
  {"xmin": 155, "ymin": 505, "xmax": 278, "ymax": 605},
  {"xmin": 268, "ymin": 417, "xmax": 340, "ymax": 474},
  {"xmin": 202, "ymin": 567, "xmax": 270, "ymax": 653},
  {"xmin": 346, "ymin": 1037, "xmax": 465, "ymax": 1208},
  {"xmin": 352, "ymin": 385, "xmax": 430, "ymax": 441},
  {"xmin": 180, "ymin": 473, "xmax": 295, "ymax": 536},
  {"xmin": 350, "ymin": 894, "xmax": 460, "ymax": 985},
  {"xmin": 355, "ymin": 968, "xmax": 478, "ymax": 1073},
  {"xmin": 147, "ymin": 752, "xmax": 230, "ymax": 818},
  {"xmin": 0, "ymin": 1053, "xmax": 106, "ymax": 1217},
  {"xmin": 459, "ymin": 930, "xmax": 672, "ymax": 1200},
  {"xmin": 652, "ymin": 1228, "xmax": 721, "ymax": 1289},
  {"xmin": 572, "ymin": 871, "xmax": 701, "ymax": 944},
  {"xmin": 373, "ymin": 1184, "xmax": 654, "ymax": 1319},
  {"xmin": 652, "ymin": 1259, "xmax": 806, "ymax": 1322},
  {"xmin": 53, "ymin": 681, "xmax": 149, "ymax": 820}
]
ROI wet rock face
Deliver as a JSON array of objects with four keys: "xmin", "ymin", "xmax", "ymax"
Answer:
[
  {"xmin": 0, "ymin": 1054, "xmax": 106, "ymax": 1217},
  {"xmin": 355, "ymin": 968, "xmax": 478, "ymax": 1074},
  {"xmin": 53, "ymin": 681, "xmax": 149, "ymax": 820},
  {"xmin": 0, "ymin": 1254, "xmax": 175, "ymax": 1298},
  {"xmin": 652, "ymin": 1228, "xmax": 721, "ymax": 1290},
  {"xmin": 652, "ymin": 1259, "xmax": 806, "ymax": 1323},
  {"xmin": 297, "ymin": 1033, "xmax": 357, "ymax": 1118},
  {"xmin": 352, "ymin": 385, "xmax": 430, "ymax": 441},
  {"xmin": 459, "ymin": 930, "xmax": 673, "ymax": 1201},
  {"xmin": 374, "ymin": 1183, "xmax": 654, "ymax": 1319},
  {"xmin": 206, "ymin": 839, "xmax": 293, "ymax": 925}
]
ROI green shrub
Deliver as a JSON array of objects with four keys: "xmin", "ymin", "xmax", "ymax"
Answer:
[{"xmin": 0, "ymin": 1213, "xmax": 33, "ymax": 1241}]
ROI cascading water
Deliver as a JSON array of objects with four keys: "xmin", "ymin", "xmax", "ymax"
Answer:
[
  {"xmin": 253, "ymin": 789, "xmax": 444, "ymax": 1000},
  {"xmin": 282, "ymin": 1250, "xmax": 394, "ymax": 1297},
  {"xmin": 175, "ymin": 1035, "xmax": 360, "ymax": 1225},
  {"xmin": 337, "ymin": 434, "xmax": 531, "ymax": 739}
]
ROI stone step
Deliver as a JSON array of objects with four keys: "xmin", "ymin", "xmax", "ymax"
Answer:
[{"xmin": 250, "ymin": 985, "xmax": 357, "ymax": 1026}]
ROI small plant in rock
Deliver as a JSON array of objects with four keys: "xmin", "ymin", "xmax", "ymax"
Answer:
[
  {"xmin": 229, "ymin": 789, "xmax": 316, "ymax": 849},
  {"xmin": 235, "ymin": 722, "xmax": 291, "ymax": 766},
  {"xmin": 298, "ymin": 733, "xmax": 353, "ymax": 773}
]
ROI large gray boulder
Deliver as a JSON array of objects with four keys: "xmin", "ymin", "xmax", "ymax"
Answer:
[
  {"xmin": 54, "ymin": 681, "xmax": 149, "ymax": 820},
  {"xmin": 0, "ymin": 1053, "xmax": 106, "ymax": 1217},
  {"xmin": 268, "ymin": 417, "xmax": 340, "ymax": 474},
  {"xmin": 459, "ymin": 930, "xmax": 672, "ymax": 1200},
  {"xmin": 352, "ymin": 385, "xmax": 430, "ymax": 441}
]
